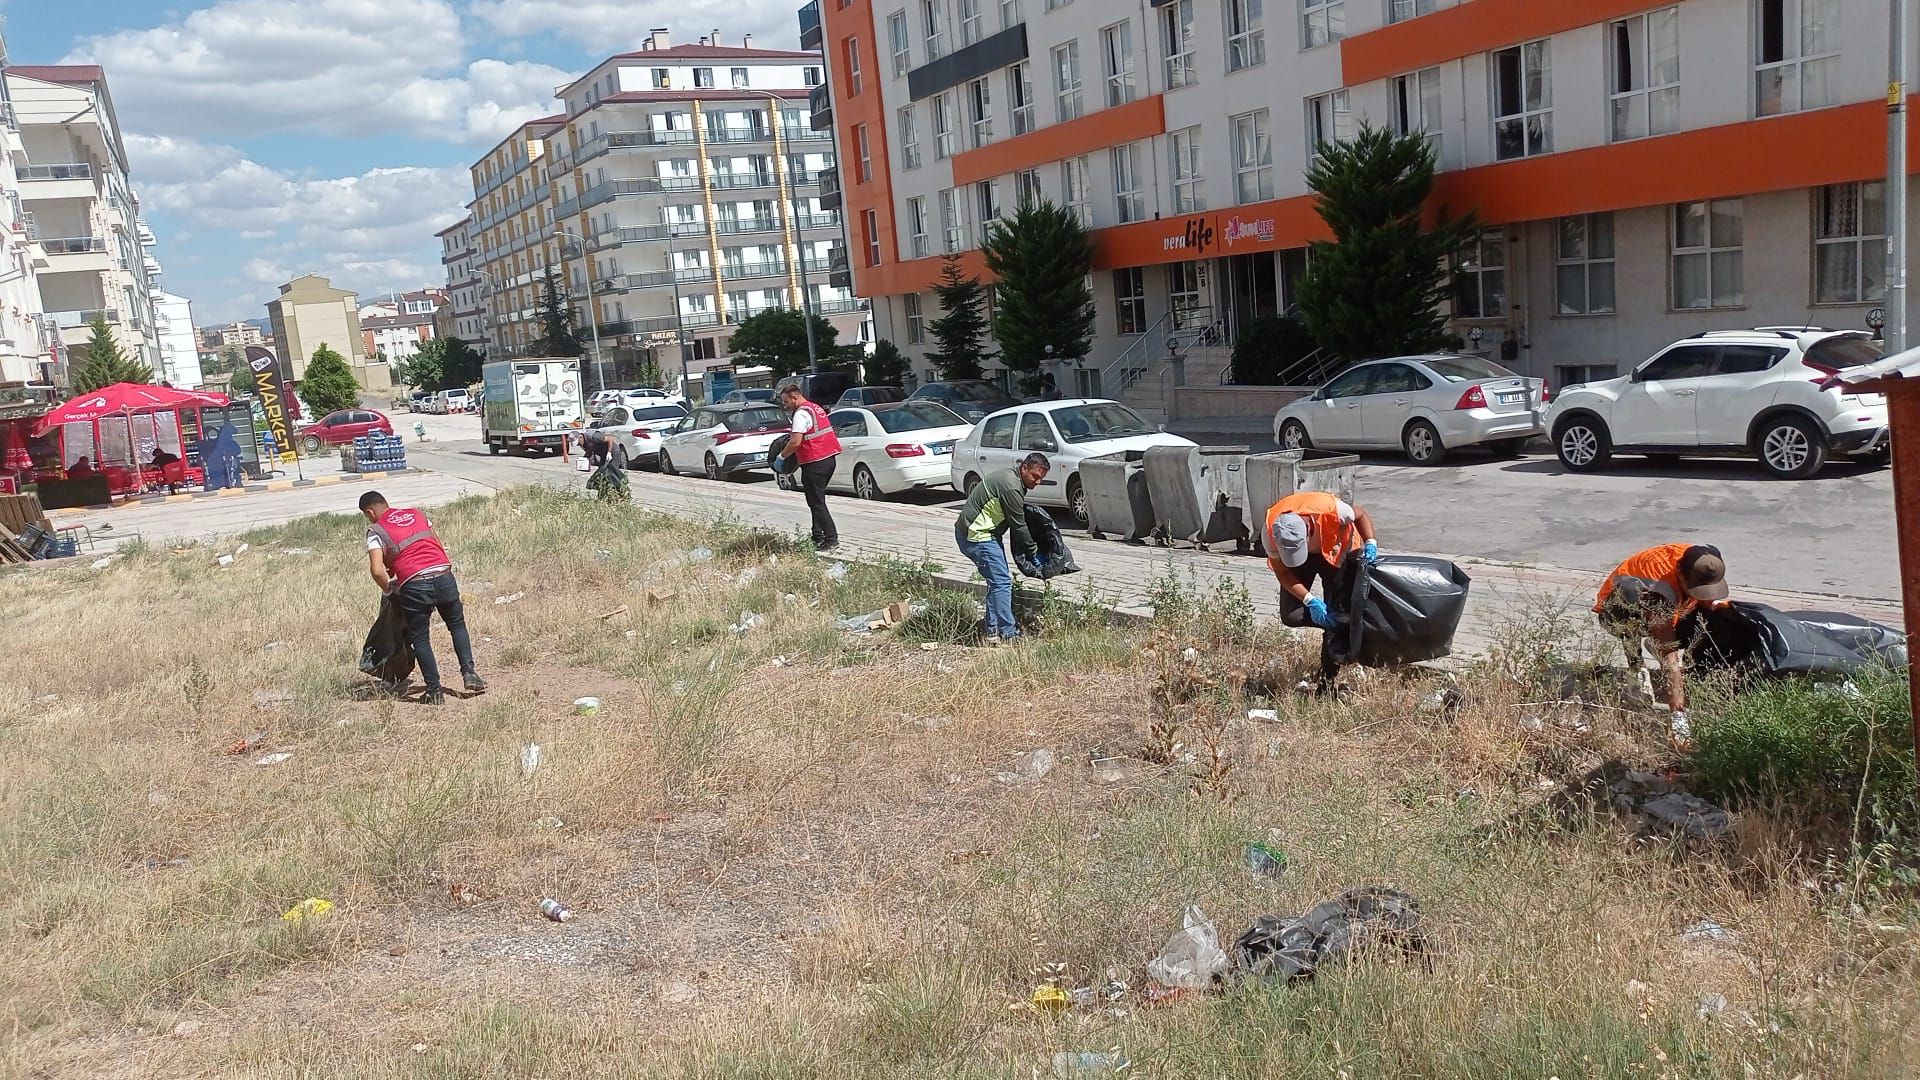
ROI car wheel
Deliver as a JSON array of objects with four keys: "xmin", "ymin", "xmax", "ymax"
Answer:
[
  {"xmin": 613, "ymin": 446, "xmax": 630, "ymax": 471},
  {"xmin": 659, "ymin": 450, "xmax": 676, "ymax": 475},
  {"xmin": 301, "ymin": 435, "xmax": 323, "ymax": 454},
  {"xmin": 704, "ymin": 452, "xmax": 722, "ymax": 481},
  {"xmin": 1756, "ymin": 415, "xmax": 1826, "ymax": 479},
  {"xmin": 1403, "ymin": 420, "xmax": 1447, "ymax": 466},
  {"xmin": 1067, "ymin": 476, "xmax": 1088, "ymax": 526},
  {"xmin": 488, "ymin": 441, "xmax": 501, "ymax": 456},
  {"xmin": 962, "ymin": 472, "xmax": 981, "ymax": 495},
  {"xmin": 1555, "ymin": 417, "xmax": 1612, "ymax": 472},
  {"xmin": 1278, "ymin": 419, "xmax": 1312, "ymax": 451},
  {"xmin": 852, "ymin": 464, "xmax": 881, "ymax": 500}
]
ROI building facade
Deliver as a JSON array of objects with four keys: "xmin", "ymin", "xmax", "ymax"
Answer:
[
  {"xmin": 267, "ymin": 273, "xmax": 380, "ymax": 388},
  {"xmin": 216, "ymin": 321, "xmax": 266, "ymax": 348},
  {"xmin": 436, "ymin": 216, "xmax": 489, "ymax": 353},
  {"xmin": 359, "ymin": 290, "xmax": 444, "ymax": 367},
  {"xmin": 153, "ymin": 290, "xmax": 202, "ymax": 387},
  {"xmin": 809, "ymin": 0, "xmax": 1899, "ymax": 401},
  {"xmin": 0, "ymin": 34, "xmax": 50, "ymax": 387}
]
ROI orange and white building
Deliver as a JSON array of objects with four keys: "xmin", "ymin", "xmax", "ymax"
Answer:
[{"xmin": 805, "ymin": 0, "xmax": 1892, "ymax": 409}]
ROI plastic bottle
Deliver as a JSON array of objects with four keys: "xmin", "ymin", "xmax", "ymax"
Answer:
[
  {"xmin": 539, "ymin": 898, "xmax": 572, "ymax": 923},
  {"xmin": 1052, "ymin": 1050, "xmax": 1128, "ymax": 1075}
]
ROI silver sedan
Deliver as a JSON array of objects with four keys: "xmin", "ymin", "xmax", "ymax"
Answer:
[{"xmin": 1272, "ymin": 354, "xmax": 1546, "ymax": 465}]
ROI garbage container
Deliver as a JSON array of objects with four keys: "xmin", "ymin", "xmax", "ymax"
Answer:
[
  {"xmin": 1244, "ymin": 449, "xmax": 1361, "ymax": 558},
  {"xmin": 1143, "ymin": 445, "xmax": 1252, "ymax": 551},
  {"xmin": 1080, "ymin": 449, "xmax": 1156, "ymax": 542}
]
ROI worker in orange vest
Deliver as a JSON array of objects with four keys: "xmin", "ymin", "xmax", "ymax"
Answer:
[
  {"xmin": 1593, "ymin": 543, "xmax": 1729, "ymax": 744},
  {"xmin": 1265, "ymin": 491, "xmax": 1379, "ymax": 691}
]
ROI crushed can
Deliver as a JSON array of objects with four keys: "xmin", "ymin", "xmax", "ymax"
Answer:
[{"xmin": 539, "ymin": 898, "xmax": 572, "ymax": 923}]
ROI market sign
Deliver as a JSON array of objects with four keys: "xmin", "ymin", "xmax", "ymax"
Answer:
[
  {"xmin": 244, "ymin": 345, "xmax": 296, "ymax": 462},
  {"xmin": 1223, "ymin": 215, "xmax": 1277, "ymax": 249},
  {"xmin": 1160, "ymin": 214, "xmax": 1217, "ymax": 256}
]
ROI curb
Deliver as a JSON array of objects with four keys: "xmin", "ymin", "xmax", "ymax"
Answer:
[{"xmin": 118, "ymin": 469, "xmax": 425, "ymax": 506}]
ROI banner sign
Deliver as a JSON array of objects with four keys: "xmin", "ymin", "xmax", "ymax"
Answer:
[{"xmin": 244, "ymin": 345, "xmax": 296, "ymax": 462}]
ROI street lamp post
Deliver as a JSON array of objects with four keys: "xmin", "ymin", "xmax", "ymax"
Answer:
[
  {"xmin": 554, "ymin": 228, "xmax": 608, "ymax": 393},
  {"xmin": 1888, "ymin": 0, "xmax": 1911, "ymax": 354},
  {"xmin": 749, "ymin": 89, "xmax": 820, "ymax": 374}
]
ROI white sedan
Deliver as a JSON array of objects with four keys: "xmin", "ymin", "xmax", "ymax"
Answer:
[
  {"xmin": 590, "ymin": 402, "xmax": 689, "ymax": 470},
  {"xmin": 949, "ymin": 398, "xmax": 1195, "ymax": 525},
  {"xmin": 1272, "ymin": 354, "xmax": 1545, "ymax": 465},
  {"xmin": 777, "ymin": 400, "xmax": 973, "ymax": 499},
  {"xmin": 658, "ymin": 402, "xmax": 791, "ymax": 480}
]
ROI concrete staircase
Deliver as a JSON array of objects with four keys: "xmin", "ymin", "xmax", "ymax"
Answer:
[{"xmin": 1115, "ymin": 344, "xmax": 1233, "ymax": 425}]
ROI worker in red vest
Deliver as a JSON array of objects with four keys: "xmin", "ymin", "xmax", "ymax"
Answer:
[
  {"xmin": 360, "ymin": 490, "xmax": 486, "ymax": 705},
  {"xmin": 776, "ymin": 381, "xmax": 842, "ymax": 551},
  {"xmin": 1265, "ymin": 491, "xmax": 1379, "ymax": 691}
]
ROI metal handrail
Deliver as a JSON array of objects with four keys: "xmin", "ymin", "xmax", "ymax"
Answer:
[
  {"xmin": 1094, "ymin": 308, "xmax": 1181, "ymax": 395},
  {"xmin": 43, "ymin": 236, "xmax": 108, "ymax": 254},
  {"xmin": 21, "ymin": 163, "xmax": 94, "ymax": 181}
]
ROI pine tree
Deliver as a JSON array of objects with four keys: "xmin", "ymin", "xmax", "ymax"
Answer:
[
  {"xmin": 923, "ymin": 255, "xmax": 995, "ymax": 380},
  {"xmin": 981, "ymin": 201, "xmax": 1094, "ymax": 386},
  {"xmin": 1296, "ymin": 123, "xmax": 1476, "ymax": 364},
  {"xmin": 863, "ymin": 339, "xmax": 909, "ymax": 386},
  {"xmin": 299, "ymin": 344, "xmax": 361, "ymax": 415},
  {"xmin": 528, "ymin": 266, "xmax": 585, "ymax": 357},
  {"xmin": 68, "ymin": 314, "xmax": 154, "ymax": 392}
]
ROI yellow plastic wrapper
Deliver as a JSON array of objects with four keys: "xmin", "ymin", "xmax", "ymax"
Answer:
[
  {"xmin": 1029, "ymin": 984, "xmax": 1069, "ymax": 1013},
  {"xmin": 282, "ymin": 897, "xmax": 335, "ymax": 923}
]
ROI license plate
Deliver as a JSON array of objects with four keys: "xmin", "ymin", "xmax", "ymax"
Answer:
[
  {"xmin": 746, "ymin": 452, "xmax": 767, "ymax": 463},
  {"xmin": 931, "ymin": 444, "xmax": 953, "ymax": 455},
  {"xmin": 1497, "ymin": 392, "xmax": 1523, "ymax": 404}
]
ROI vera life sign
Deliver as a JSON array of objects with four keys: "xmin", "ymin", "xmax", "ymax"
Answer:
[{"xmin": 245, "ymin": 345, "xmax": 296, "ymax": 461}]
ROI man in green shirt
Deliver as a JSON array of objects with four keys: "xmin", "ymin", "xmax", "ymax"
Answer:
[{"xmin": 955, "ymin": 452, "xmax": 1050, "ymax": 642}]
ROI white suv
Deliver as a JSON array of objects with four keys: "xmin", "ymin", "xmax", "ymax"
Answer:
[{"xmin": 1548, "ymin": 329, "xmax": 1889, "ymax": 479}]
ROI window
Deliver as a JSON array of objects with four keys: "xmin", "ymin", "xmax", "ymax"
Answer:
[
  {"xmin": 1062, "ymin": 156, "xmax": 1091, "ymax": 224},
  {"xmin": 1555, "ymin": 213, "xmax": 1616, "ymax": 315},
  {"xmin": 1305, "ymin": 89, "xmax": 1351, "ymax": 153},
  {"xmin": 1756, "ymin": 0, "xmax": 1841, "ymax": 116},
  {"xmin": 855, "ymin": 124, "xmax": 872, "ymax": 182},
  {"xmin": 863, "ymin": 209, "xmax": 881, "ymax": 266},
  {"xmin": 694, "ymin": 67, "xmax": 715, "ymax": 88},
  {"xmin": 1112, "ymin": 143, "xmax": 1145, "ymax": 224},
  {"xmin": 975, "ymin": 179, "xmax": 1001, "ymax": 244},
  {"xmin": 1008, "ymin": 62, "xmax": 1036, "ymax": 135},
  {"xmin": 1492, "ymin": 40, "xmax": 1552, "ymax": 160},
  {"xmin": 1639, "ymin": 346, "xmax": 1719, "ymax": 381},
  {"xmin": 933, "ymin": 91, "xmax": 956, "ymax": 158},
  {"xmin": 979, "ymin": 412, "xmax": 1016, "ymax": 448},
  {"xmin": 1718, "ymin": 345, "xmax": 1788, "ymax": 374},
  {"xmin": 889, "ymin": 10, "xmax": 912, "ymax": 75},
  {"xmin": 1389, "ymin": 0, "xmax": 1433, "ymax": 22},
  {"xmin": 899, "ymin": 105, "xmax": 922, "ymax": 170},
  {"xmin": 1161, "ymin": 0, "xmax": 1197, "ymax": 88},
  {"xmin": 1226, "ymin": 0, "xmax": 1265, "ymax": 71},
  {"xmin": 805, "ymin": 66, "xmax": 823, "ymax": 86},
  {"xmin": 651, "ymin": 67, "xmax": 671, "ymax": 88},
  {"xmin": 1319, "ymin": 366, "xmax": 1374, "ymax": 399},
  {"xmin": 1232, "ymin": 109, "xmax": 1274, "ymax": 203},
  {"xmin": 960, "ymin": 0, "xmax": 985, "ymax": 45},
  {"xmin": 1101, "ymin": 21, "xmax": 1136, "ymax": 107},
  {"xmin": 1610, "ymin": 7, "xmax": 1680, "ymax": 140},
  {"xmin": 1016, "ymin": 169, "xmax": 1042, "ymax": 207},
  {"xmin": 1814, "ymin": 181, "xmax": 1886, "ymax": 304},
  {"xmin": 731, "ymin": 67, "xmax": 750, "ymax": 89},
  {"xmin": 1390, "ymin": 68, "xmax": 1442, "ymax": 157},
  {"xmin": 1301, "ymin": 0, "xmax": 1344, "ymax": 48},
  {"xmin": 1114, "ymin": 268, "xmax": 1147, "ymax": 334},
  {"xmin": 1671, "ymin": 199, "xmax": 1744, "ymax": 309},
  {"xmin": 939, "ymin": 187, "xmax": 964, "ymax": 251},
  {"xmin": 1002, "ymin": 0, "xmax": 1022, "ymax": 27},
  {"xmin": 1370, "ymin": 364, "xmax": 1430, "ymax": 395},
  {"xmin": 1169, "ymin": 262, "xmax": 1204, "ymax": 327},
  {"xmin": 968, "ymin": 76, "xmax": 994, "ymax": 148},
  {"xmin": 1018, "ymin": 414, "xmax": 1057, "ymax": 451},
  {"xmin": 1170, "ymin": 126, "xmax": 1205, "ymax": 213},
  {"xmin": 846, "ymin": 38, "xmax": 863, "ymax": 94},
  {"xmin": 922, "ymin": 0, "xmax": 946, "ymax": 60},
  {"xmin": 1053, "ymin": 42, "xmax": 1083, "ymax": 121},
  {"xmin": 1454, "ymin": 228, "xmax": 1507, "ymax": 319},
  {"xmin": 905, "ymin": 293, "xmax": 926, "ymax": 343},
  {"xmin": 832, "ymin": 412, "xmax": 871, "ymax": 439}
]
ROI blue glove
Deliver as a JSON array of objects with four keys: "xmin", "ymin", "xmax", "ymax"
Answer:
[
  {"xmin": 1304, "ymin": 597, "xmax": 1336, "ymax": 630},
  {"xmin": 1363, "ymin": 540, "xmax": 1379, "ymax": 564}
]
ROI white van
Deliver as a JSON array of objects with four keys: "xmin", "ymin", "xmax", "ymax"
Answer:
[{"xmin": 439, "ymin": 388, "xmax": 473, "ymax": 414}]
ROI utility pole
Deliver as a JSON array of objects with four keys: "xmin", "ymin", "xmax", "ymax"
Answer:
[{"xmin": 1890, "ymin": 0, "xmax": 1911, "ymax": 353}]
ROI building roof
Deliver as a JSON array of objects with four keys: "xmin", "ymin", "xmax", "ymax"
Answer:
[
  {"xmin": 4, "ymin": 64, "xmax": 106, "ymax": 84},
  {"xmin": 435, "ymin": 217, "xmax": 473, "ymax": 237},
  {"xmin": 595, "ymin": 88, "xmax": 814, "ymax": 107},
  {"xmin": 611, "ymin": 44, "xmax": 816, "ymax": 61}
]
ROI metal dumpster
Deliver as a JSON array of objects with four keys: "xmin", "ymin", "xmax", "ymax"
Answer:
[
  {"xmin": 1080, "ymin": 449, "xmax": 1156, "ymax": 542},
  {"xmin": 1245, "ymin": 448, "xmax": 1361, "ymax": 558},
  {"xmin": 1143, "ymin": 445, "xmax": 1251, "ymax": 551}
]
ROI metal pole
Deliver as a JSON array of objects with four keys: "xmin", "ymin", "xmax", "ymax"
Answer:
[
  {"xmin": 559, "ymin": 230, "xmax": 606, "ymax": 391},
  {"xmin": 1891, "ymin": 0, "xmax": 1911, "ymax": 353},
  {"xmin": 668, "ymin": 234, "xmax": 693, "ymax": 398},
  {"xmin": 795, "ymin": 183, "xmax": 820, "ymax": 374}
]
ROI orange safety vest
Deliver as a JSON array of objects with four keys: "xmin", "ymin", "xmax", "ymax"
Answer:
[
  {"xmin": 1593, "ymin": 543, "xmax": 1694, "ymax": 618},
  {"xmin": 1264, "ymin": 491, "xmax": 1360, "ymax": 572}
]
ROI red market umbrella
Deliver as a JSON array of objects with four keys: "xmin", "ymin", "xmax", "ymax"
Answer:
[
  {"xmin": 32, "ymin": 382, "xmax": 229, "ymax": 435},
  {"xmin": 1, "ymin": 422, "xmax": 30, "ymax": 472}
]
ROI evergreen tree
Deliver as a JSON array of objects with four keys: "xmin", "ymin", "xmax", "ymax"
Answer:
[
  {"xmin": 923, "ymin": 255, "xmax": 994, "ymax": 380},
  {"xmin": 1296, "ymin": 123, "xmax": 1476, "ymax": 364},
  {"xmin": 299, "ymin": 344, "xmax": 361, "ymax": 415},
  {"xmin": 441, "ymin": 337, "xmax": 485, "ymax": 389},
  {"xmin": 68, "ymin": 315, "xmax": 154, "ymax": 392},
  {"xmin": 864, "ymin": 339, "xmax": 909, "ymax": 386},
  {"xmin": 727, "ymin": 308, "xmax": 841, "ymax": 378},
  {"xmin": 528, "ymin": 266, "xmax": 585, "ymax": 357},
  {"xmin": 981, "ymin": 201, "xmax": 1094, "ymax": 386}
]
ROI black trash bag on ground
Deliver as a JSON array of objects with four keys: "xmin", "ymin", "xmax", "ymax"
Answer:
[
  {"xmin": 1678, "ymin": 601, "xmax": 1907, "ymax": 678},
  {"xmin": 359, "ymin": 594, "xmax": 416, "ymax": 686},
  {"xmin": 587, "ymin": 458, "xmax": 630, "ymax": 502},
  {"xmin": 1233, "ymin": 886, "xmax": 1426, "ymax": 982},
  {"xmin": 1331, "ymin": 556, "xmax": 1471, "ymax": 668},
  {"xmin": 1014, "ymin": 505, "xmax": 1083, "ymax": 579}
]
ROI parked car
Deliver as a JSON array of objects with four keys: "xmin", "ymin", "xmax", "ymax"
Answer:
[
  {"xmin": 717, "ymin": 388, "xmax": 778, "ymax": 404},
  {"xmin": 1273, "ymin": 354, "xmax": 1546, "ymax": 465},
  {"xmin": 949, "ymin": 399, "xmax": 1194, "ymax": 524},
  {"xmin": 658, "ymin": 402, "xmax": 791, "ymax": 479},
  {"xmin": 908, "ymin": 379, "xmax": 1022, "ymax": 422},
  {"xmin": 777, "ymin": 401, "xmax": 973, "ymax": 499},
  {"xmin": 439, "ymin": 387, "xmax": 473, "ymax": 414},
  {"xmin": 407, "ymin": 391, "xmax": 435, "ymax": 413},
  {"xmin": 587, "ymin": 389, "xmax": 622, "ymax": 417},
  {"xmin": 1549, "ymin": 328, "xmax": 1890, "ymax": 479},
  {"xmin": 619, "ymin": 387, "xmax": 689, "ymax": 410},
  {"xmin": 299, "ymin": 408, "xmax": 393, "ymax": 452},
  {"xmin": 834, "ymin": 385, "xmax": 907, "ymax": 408},
  {"xmin": 589, "ymin": 402, "xmax": 691, "ymax": 470}
]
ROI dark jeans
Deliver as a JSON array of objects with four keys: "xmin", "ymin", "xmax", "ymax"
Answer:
[
  {"xmin": 395, "ymin": 572, "xmax": 476, "ymax": 693},
  {"xmin": 1276, "ymin": 553, "xmax": 1361, "ymax": 686},
  {"xmin": 800, "ymin": 456, "xmax": 838, "ymax": 547}
]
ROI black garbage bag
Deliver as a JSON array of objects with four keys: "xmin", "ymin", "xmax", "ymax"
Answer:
[
  {"xmin": 1679, "ymin": 601, "xmax": 1907, "ymax": 678},
  {"xmin": 1014, "ymin": 505, "xmax": 1082, "ymax": 579},
  {"xmin": 1332, "ymin": 555, "xmax": 1471, "ymax": 667},
  {"xmin": 359, "ymin": 594, "xmax": 416, "ymax": 686},
  {"xmin": 1233, "ymin": 886, "xmax": 1426, "ymax": 982}
]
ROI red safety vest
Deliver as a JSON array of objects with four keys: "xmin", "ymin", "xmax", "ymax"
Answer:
[
  {"xmin": 793, "ymin": 401, "xmax": 842, "ymax": 464},
  {"xmin": 369, "ymin": 507, "xmax": 452, "ymax": 586}
]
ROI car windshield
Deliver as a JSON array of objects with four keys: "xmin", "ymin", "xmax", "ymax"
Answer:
[
  {"xmin": 735, "ymin": 389, "xmax": 775, "ymax": 402},
  {"xmin": 944, "ymin": 382, "xmax": 1014, "ymax": 403},
  {"xmin": 874, "ymin": 402, "xmax": 965, "ymax": 432},
  {"xmin": 1050, "ymin": 403, "xmax": 1155, "ymax": 442},
  {"xmin": 1421, "ymin": 356, "xmax": 1516, "ymax": 383},
  {"xmin": 633, "ymin": 405, "xmax": 687, "ymax": 421},
  {"xmin": 725, "ymin": 406, "xmax": 788, "ymax": 432},
  {"xmin": 1805, "ymin": 335, "xmax": 1884, "ymax": 369}
]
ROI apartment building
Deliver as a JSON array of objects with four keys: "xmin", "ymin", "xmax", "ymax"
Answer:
[
  {"xmin": 810, "ymin": 0, "xmax": 1895, "ymax": 397},
  {"xmin": 466, "ymin": 115, "xmax": 566, "ymax": 360},
  {"xmin": 266, "ymin": 273, "xmax": 378, "ymax": 387},
  {"xmin": 215, "ymin": 321, "xmax": 267, "ymax": 349},
  {"xmin": 0, "ymin": 37, "xmax": 50, "ymax": 386},
  {"xmin": 359, "ymin": 290, "xmax": 444, "ymax": 365},
  {"xmin": 6, "ymin": 64, "xmax": 163, "ymax": 384},
  {"xmin": 436, "ymin": 216, "xmax": 489, "ymax": 352},
  {"xmin": 153, "ymin": 290, "xmax": 202, "ymax": 387}
]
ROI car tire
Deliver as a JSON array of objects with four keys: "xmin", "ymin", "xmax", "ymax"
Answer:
[
  {"xmin": 1067, "ymin": 476, "xmax": 1088, "ymax": 526},
  {"xmin": 488, "ymin": 441, "xmax": 501, "ymax": 456},
  {"xmin": 613, "ymin": 446, "xmax": 630, "ymax": 471},
  {"xmin": 659, "ymin": 450, "xmax": 676, "ymax": 476},
  {"xmin": 1278, "ymin": 419, "xmax": 1313, "ymax": 451},
  {"xmin": 1488, "ymin": 437, "xmax": 1527, "ymax": 458},
  {"xmin": 962, "ymin": 472, "xmax": 981, "ymax": 495},
  {"xmin": 852, "ymin": 464, "xmax": 881, "ymax": 500},
  {"xmin": 1755, "ymin": 415, "xmax": 1826, "ymax": 480},
  {"xmin": 1403, "ymin": 420, "xmax": 1447, "ymax": 466},
  {"xmin": 301, "ymin": 435, "xmax": 323, "ymax": 454},
  {"xmin": 1555, "ymin": 416, "xmax": 1612, "ymax": 472},
  {"xmin": 704, "ymin": 452, "xmax": 722, "ymax": 481}
]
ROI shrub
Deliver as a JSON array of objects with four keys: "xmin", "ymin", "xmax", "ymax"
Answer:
[{"xmin": 1229, "ymin": 316, "xmax": 1321, "ymax": 386}]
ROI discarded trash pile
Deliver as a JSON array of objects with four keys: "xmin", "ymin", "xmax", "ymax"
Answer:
[
  {"xmin": 1145, "ymin": 889, "xmax": 1428, "ymax": 993},
  {"xmin": 1679, "ymin": 601, "xmax": 1907, "ymax": 678}
]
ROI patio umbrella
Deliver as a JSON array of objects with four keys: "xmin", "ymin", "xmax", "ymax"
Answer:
[{"xmin": 32, "ymin": 382, "xmax": 230, "ymax": 435}]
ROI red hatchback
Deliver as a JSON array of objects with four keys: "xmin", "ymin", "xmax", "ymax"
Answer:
[{"xmin": 299, "ymin": 409, "xmax": 393, "ymax": 452}]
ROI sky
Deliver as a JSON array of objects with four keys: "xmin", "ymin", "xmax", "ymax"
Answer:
[{"xmin": 6, "ymin": 0, "xmax": 806, "ymax": 325}]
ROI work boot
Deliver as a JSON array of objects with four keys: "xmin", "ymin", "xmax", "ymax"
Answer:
[
  {"xmin": 421, "ymin": 688, "xmax": 445, "ymax": 705},
  {"xmin": 462, "ymin": 671, "xmax": 488, "ymax": 693}
]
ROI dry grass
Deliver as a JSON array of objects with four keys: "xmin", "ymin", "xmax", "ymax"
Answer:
[{"xmin": 0, "ymin": 485, "xmax": 1916, "ymax": 1078}]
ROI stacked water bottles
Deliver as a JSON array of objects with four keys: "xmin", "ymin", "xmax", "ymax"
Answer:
[{"xmin": 342, "ymin": 432, "xmax": 409, "ymax": 473}]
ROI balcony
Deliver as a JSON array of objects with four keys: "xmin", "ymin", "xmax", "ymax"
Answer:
[
  {"xmin": 573, "ymin": 129, "xmax": 700, "ymax": 169},
  {"xmin": 827, "ymin": 247, "xmax": 852, "ymax": 290},
  {"xmin": 19, "ymin": 163, "xmax": 97, "ymax": 201},
  {"xmin": 704, "ymin": 172, "xmax": 780, "ymax": 192},
  {"xmin": 798, "ymin": 0, "xmax": 822, "ymax": 50},
  {"xmin": 44, "ymin": 236, "xmax": 111, "ymax": 271},
  {"xmin": 703, "ymin": 126, "xmax": 779, "ymax": 145},
  {"xmin": 707, "ymin": 217, "xmax": 786, "ymax": 237},
  {"xmin": 718, "ymin": 259, "xmax": 789, "ymax": 281},
  {"xmin": 809, "ymin": 84, "xmax": 833, "ymax": 132},
  {"xmin": 0, "ymin": 103, "xmax": 15, "ymax": 131},
  {"xmin": 579, "ymin": 177, "xmax": 667, "ymax": 211},
  {"xmin": 594, "ymin": 223, "xmax": 674, "ymax": 248},
  {"xmin": 814, "ymin": 297, "xmax": 868, "ymax": 316},
  {"xmin": 816, "ymin": 167, "xmax": 842, "ymax": 212},
  {"xmin": 792, "ymin": 211, "xmax": 841, "ymax": 231}
]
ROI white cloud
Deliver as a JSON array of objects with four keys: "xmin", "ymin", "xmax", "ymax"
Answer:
[
  {"xmin": 64, "ymin": 0, "xmax": 574, "ymax": 143},
  {"xmin": 471, "ymin": 0, "xmax": 803, "ymax": 51}
]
